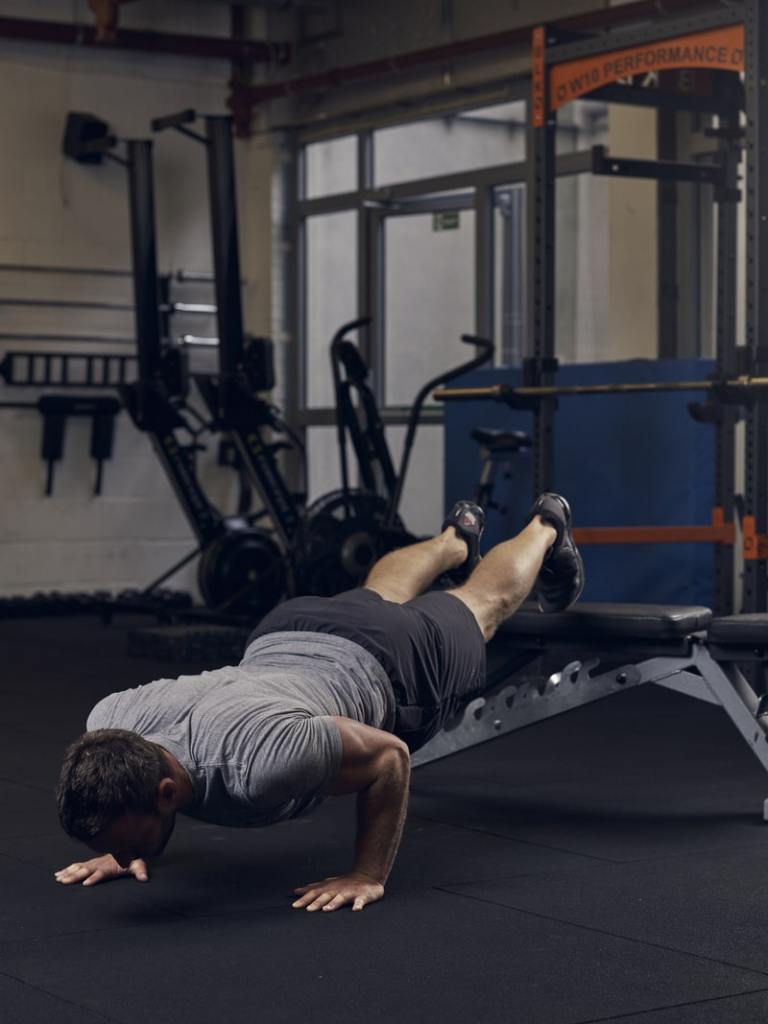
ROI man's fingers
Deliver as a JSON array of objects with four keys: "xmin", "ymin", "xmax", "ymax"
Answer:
[
  {"xmin": 292, "ymin": 889, "xmax": 321, "ymax": 909},
  {"xmin": 293, "ymin": 889, "xmax": 340, "ymax": 911},
  {"xmin": 315, "ymin": 891, "xmax": 369, "ymax": 912},
  {"xmin": 129, "ymin": 859, "xmax": 149, "ymax": 882},
  {"xmin": 306, "ymin": 892, "xmax": 335, "ymax": 913},
  {"xmin": 54, "ymin": 862, "xmax": 81, "ymax": 881},
  {"xmin": 82, "ymin": 870, "xmax": 104, "ymax": 887},
  {"xmin": 292, "ymin": 875, "xmax": 383, "ymax": 912},
  {"xmin": 55, "ymin": 863, "xmax": 89, "ymax": 885},
  {"xmin": 322, "ymin": 893, "xmax": 349, "ymax": 912}
]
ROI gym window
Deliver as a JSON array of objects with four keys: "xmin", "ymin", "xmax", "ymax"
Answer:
[{"xmin": 293, "ymin": 94, "xmax": 611, "ymax": 522}]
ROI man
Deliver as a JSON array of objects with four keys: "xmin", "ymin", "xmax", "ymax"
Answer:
[{"xmin": 55, "ymin": 493, "xmax": 583, "ymax": 913}]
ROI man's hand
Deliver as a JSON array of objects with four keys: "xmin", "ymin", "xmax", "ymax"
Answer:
[
  {"xmin": 54, "ymin": 854, "xmax": 149, "ymax": 887},
  {"xmin": 292, "ymin": 871, "xmax": 384, "ymax": 913}
]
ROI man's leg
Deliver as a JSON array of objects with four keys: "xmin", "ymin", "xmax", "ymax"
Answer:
[
  {"xmin": 364, "ymin": 529, "xmax": 467, "ymax": 604},
  {"xmin": 449, "ymin": 517, "xmax": 557, "ymax": 641}
]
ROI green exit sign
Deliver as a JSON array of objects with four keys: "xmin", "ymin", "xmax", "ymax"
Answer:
[{"xmin": 433, "ymin": 211, "xmax": 460, "ymax": 231}]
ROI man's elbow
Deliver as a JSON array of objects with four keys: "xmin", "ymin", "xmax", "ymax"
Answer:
[{"xmin": 377, "ymin": 741, "xmax": 411, "ymax": 778}]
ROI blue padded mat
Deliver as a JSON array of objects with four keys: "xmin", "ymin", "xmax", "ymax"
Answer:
[{"xmin": 443, "ymin": 359, "xmax": 716, "ymax": 606}]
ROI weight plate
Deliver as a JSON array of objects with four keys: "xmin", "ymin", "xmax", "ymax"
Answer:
[
  {"xmin": 296, "ymin": 490, "xmax": 416, "ymax": 596},
  {"xmin": 198, "ymin": 528, "xmax": 285, "ymax": 618}
]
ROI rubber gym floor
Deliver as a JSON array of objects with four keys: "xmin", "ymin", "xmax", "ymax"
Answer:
[{"xmin": 3, "ymin": 614, "xmax": 768, "ymax": 1024}]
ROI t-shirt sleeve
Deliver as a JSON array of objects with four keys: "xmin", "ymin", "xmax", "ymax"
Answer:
[
  {"xmin": 86, "ymin": 694, "xmax": 116, "ymax": 732},
  {"xmin": 241, "ymin": 714, "xmax": 343, "ymax": 823}
]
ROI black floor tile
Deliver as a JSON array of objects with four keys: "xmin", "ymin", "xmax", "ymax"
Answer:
[
  {"xmin": 0, "ymin": 722, "xmax": 71, "ymax": 791},
  {"xmin": 410, "ymin": 686, "xmax": 768, "ymax": 861},
  {"xmin": 2, "ymin": 701, "xmax": 99, "ymax": 744},
  {"xmin": 1, "ymin": 889, "xmax": 765, "ymax": 1024},
  {"xmin": 0, "ymin": 798, "xmax": 595, "ymax": 924},
  {"xmin": 443, "ymin": 843, "xmax": 768, "ymax": 976},
  {"xmin": 6, "ymin": 615, "xmax": 768, "ymax": 1023},
  {"xmin": 0, "ymin": 974, "xmax": 117, "ymax": 1024},
  {"xmin": 597, "ymin": 990, "xmax": 768, "ymax": 1024},
  {"xmin": 0, "ymin": 853, "xmax": 184, "ymax": 945},
  {"xmin": 391, "ymin": 814, "xmax": 601, "ymax": 890},
  {"xmin": 0, "ymin": 780, "xmax": 60, "ymax": 839}
]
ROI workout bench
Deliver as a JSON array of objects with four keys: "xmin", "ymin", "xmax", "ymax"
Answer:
[{"xmin": 413, "ymin": 603, "xmax": 768, "ymax": 819}]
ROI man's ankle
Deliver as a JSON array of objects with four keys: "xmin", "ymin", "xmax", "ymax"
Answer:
[
  {"xmin": 440, "ymin": 526, "xmax": 469, "ymax": 567},
  {"xmin": 530, "ymin": 516, "xmax": 558, "ymax": 551}
]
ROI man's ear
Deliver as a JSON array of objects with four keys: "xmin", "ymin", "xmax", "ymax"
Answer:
[{"xmin": 156, "ymin": 777, "xmax": 176, "ymax": 808}]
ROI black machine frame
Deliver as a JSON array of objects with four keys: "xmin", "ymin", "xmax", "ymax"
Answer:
[
  {"xmin": 61, "ymin": 121, "xmax": 291, "ymax": 618},
  {"xmin": 150, "ymin": 110, "xmax": 304, "ymax": 553}
]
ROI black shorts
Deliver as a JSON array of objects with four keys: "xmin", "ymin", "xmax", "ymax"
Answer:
[{"xmin": 248, "ymin": 588, "xmax": 487, "ymax": 751}]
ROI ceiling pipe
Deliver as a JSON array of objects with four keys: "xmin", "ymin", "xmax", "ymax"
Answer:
[
  {"xmin": 238, "ymin": 0, "xmax": 726, "ymax": 104},
  {"xmin": 0, "ymin": 14, "xmax": 290, "ymax": 63}
]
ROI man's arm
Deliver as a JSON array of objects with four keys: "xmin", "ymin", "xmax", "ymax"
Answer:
[{"xmin": 291, "ymin": 716, "xmax": 410, "ymax": 913}]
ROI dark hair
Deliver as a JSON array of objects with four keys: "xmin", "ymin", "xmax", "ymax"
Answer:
[{"xmin": 56, "ymin": 729, "xmax": 168, "ymax": 841}]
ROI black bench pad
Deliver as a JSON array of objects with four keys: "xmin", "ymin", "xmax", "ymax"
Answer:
[
  {"xmin": 499, "ymin": 603, "xmax": 713, "ymax": 640},
  {"xmin": 708, "ymin": 614, "xmax": 768, "ymax": 645}
]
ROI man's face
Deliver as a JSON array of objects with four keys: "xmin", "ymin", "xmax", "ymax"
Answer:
[{"xmin": 90, "ymin": 809, "xmax": 176, "ymax": 868}]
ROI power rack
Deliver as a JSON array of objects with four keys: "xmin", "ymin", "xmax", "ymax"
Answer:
[
  {"xmin": 431, "ymin": 4, "xmax": 768, "ymax": 613},
  {"xmin": 527, "ymin": 3, "xmax": 756, "ymax": 613}
]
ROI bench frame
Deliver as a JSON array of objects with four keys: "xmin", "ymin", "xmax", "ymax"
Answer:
[{"xmin": 413, "ymin": 609, "xmax": 768, "ymax": 820}]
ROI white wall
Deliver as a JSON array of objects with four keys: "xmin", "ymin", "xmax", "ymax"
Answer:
[
  {"xmin": 0, "ymin": 1, "xmax": 258, "ymax": 598},
  {"xmin": 607, "ymin": 105, "xmax": 658, "ymax": 361}
]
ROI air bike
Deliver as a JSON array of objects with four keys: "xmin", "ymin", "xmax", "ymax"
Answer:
[
  {"xmin": 296, "ymin": 315, "xmax": 494, "ymax": 594},
  {"xmin": 64, "ymin": 110, "xmax": 493, "ymax": 619}
]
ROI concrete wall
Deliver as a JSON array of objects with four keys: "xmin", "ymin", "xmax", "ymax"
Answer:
[{"xmin": 0, "ymin": 0, "xmax": 252, "ymax": 597}]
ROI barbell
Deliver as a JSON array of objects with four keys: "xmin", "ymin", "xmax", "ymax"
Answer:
[{"xmin": 434, "ymin": 376, "xmax": 768, "ymax": 403}]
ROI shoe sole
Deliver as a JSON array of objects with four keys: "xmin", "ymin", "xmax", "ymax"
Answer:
[{"xmin": 536, "ymin": 494, "xmax": 583, "ymax": 612}]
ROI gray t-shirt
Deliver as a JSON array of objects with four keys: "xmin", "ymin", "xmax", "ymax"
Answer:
[{"xmin": 87, "ymin": 631, "xmax": 395, "ymax": 828}]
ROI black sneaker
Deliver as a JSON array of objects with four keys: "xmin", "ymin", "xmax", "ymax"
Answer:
[
  {"xmin": 441, "ymin": 500, "xmax": 485, "ymax": 584},
  {"xmin": 526, "ymin": 493, "xmax": 584, "ymax": 613}
]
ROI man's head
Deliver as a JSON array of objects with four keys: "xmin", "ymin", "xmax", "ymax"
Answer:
[{"xmin": 56, "ymin": 728, "xmax": 178, "ymax": 865}]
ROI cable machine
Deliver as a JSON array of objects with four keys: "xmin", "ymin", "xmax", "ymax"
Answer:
[{"xmin": 63, "ymin": 114, "xmax": 286, "ymax": 618}]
